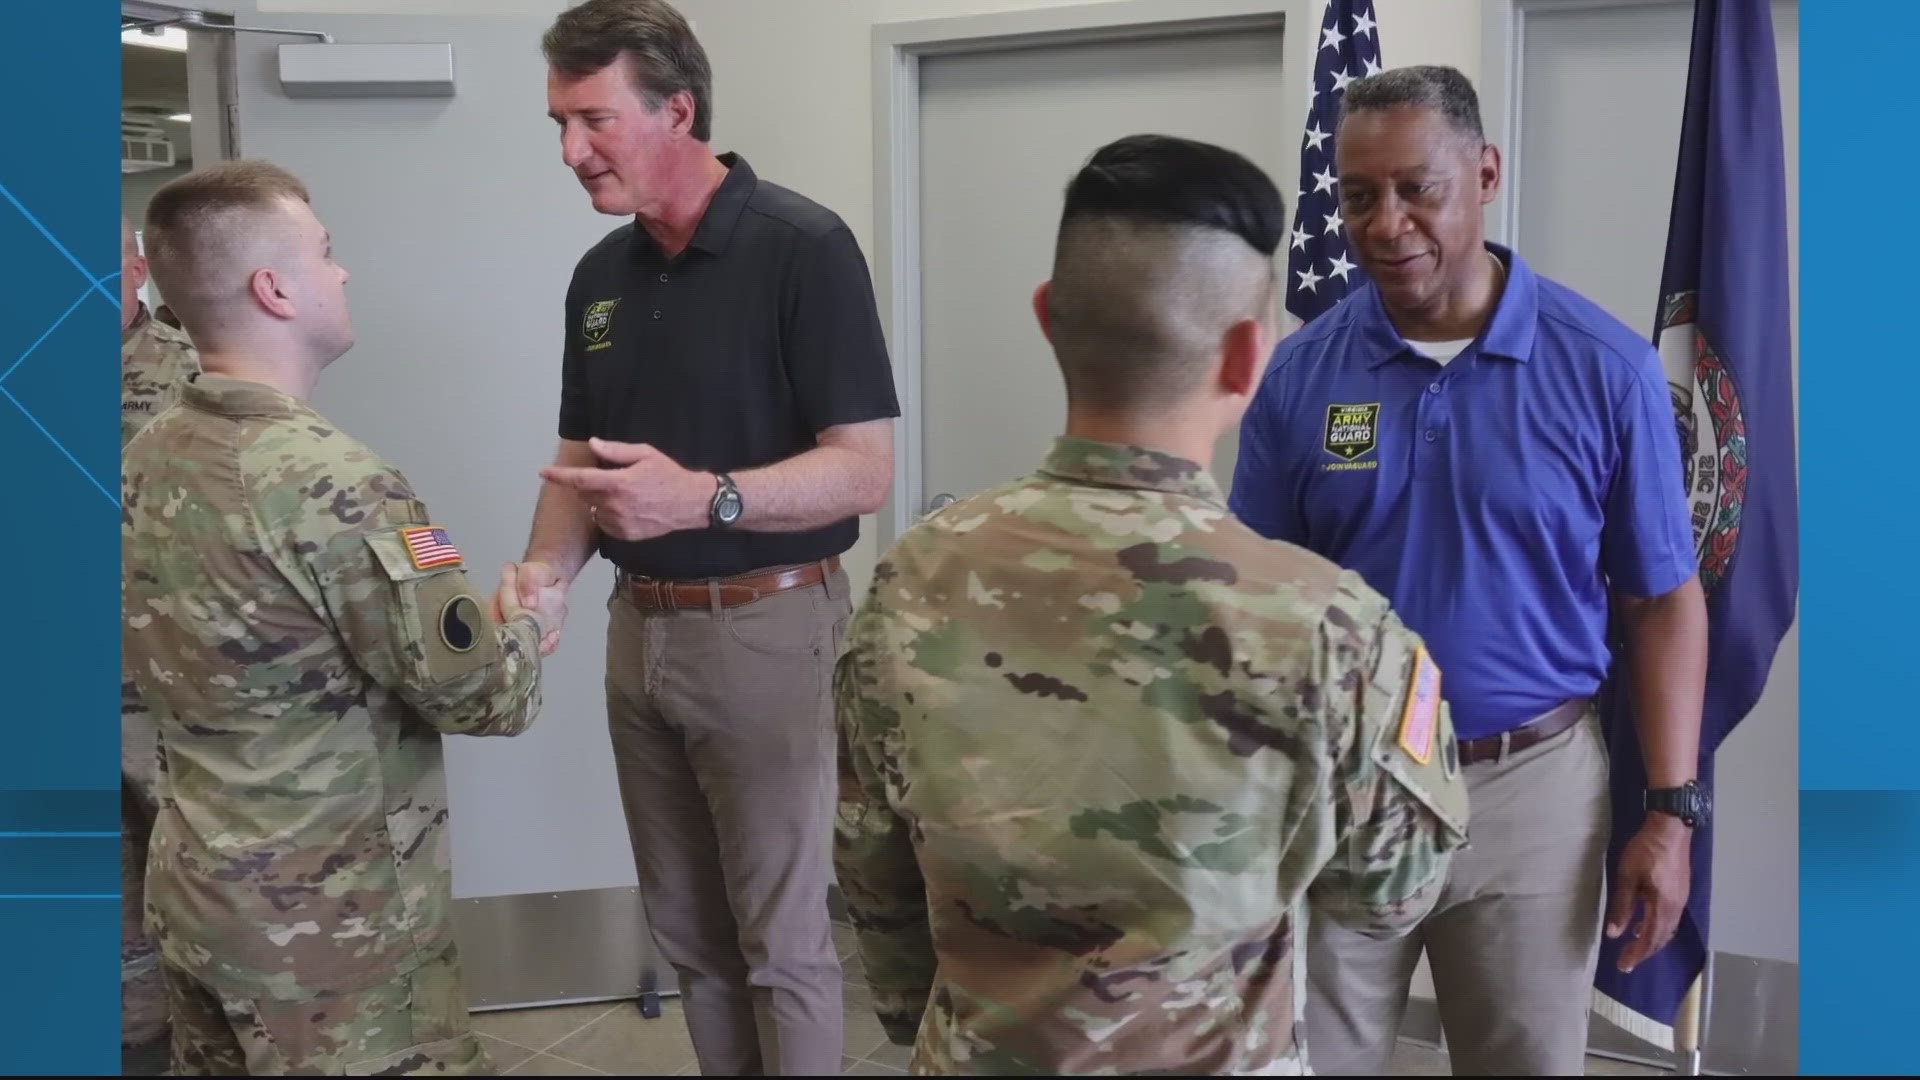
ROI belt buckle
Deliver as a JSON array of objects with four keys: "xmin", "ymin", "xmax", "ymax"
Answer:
[{"xmin": 631, "ymin": 574, "xmax": 665, "ymax": 611}]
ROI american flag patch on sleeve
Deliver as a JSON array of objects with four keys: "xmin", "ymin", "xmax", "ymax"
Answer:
[
  {"xmin": 1397, "ymin": 646, "xmax": 1442, "ymax": 766},
  {"xmin": 401, "ymin": 526, "xmax": 464, "ymax": 572}
]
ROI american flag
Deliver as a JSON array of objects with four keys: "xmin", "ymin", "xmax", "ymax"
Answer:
[
  {"xmin": 402, "ymin": 526, "xmax": 463, "ymax": 571},
  {"xmin": 1285, "ymin": 0, "xmax": 1383, "ymax": 324}
]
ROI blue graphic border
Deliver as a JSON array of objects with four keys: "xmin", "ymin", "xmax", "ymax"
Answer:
[
  {"xmin": 1800, "ymin": 3, "xmax": 1920, "ymax": 1074},
  {"xmin": 0, "ymin": 3, "xmax": 124, "ymax": 1074},
  {"xmin": 0, "ymin": 1, "xmax": 1903, "ymax": 1075}
]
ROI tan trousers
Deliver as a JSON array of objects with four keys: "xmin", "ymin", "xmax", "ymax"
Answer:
[
  {"xmin": 1305, "ymin": 711, "xmax": 1610, "ymax": 1076},
  {"xmin": 605, "ymin": 566, "xmax": 852, "ymax": 1076}
]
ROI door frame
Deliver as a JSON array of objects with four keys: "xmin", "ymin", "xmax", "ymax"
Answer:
[
  {"xmin": 122, "ymin": 1, "xmax": 241, "ymax": 166},
  {"xmin": 869, "ymin": 0, "xmax": 1296, "ymax": 550}
]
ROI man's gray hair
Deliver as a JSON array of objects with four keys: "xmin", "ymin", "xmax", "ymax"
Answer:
[
  {"xmin": 544, "ymin": 0, "xmax": 713, "ymax": 142},
  {"xmin": 1339, "ymin": 64, "xmax": 1485, "ymax": 143}
]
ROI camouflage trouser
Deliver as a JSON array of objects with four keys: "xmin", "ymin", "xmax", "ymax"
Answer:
[
  {"xmin": 123, "ymin": 780, "xmax": 169, "ymax": 1049},
  {"xmin": 162, "ymin": 945, "xmax": 492, "ymax": 1076}
]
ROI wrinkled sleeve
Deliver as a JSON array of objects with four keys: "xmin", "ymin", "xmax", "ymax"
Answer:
[
  {"xmin": 1229, "ymin": 359, "xmax": 1308, "ymax": 545},
  {"xmin": 307, "ymin": 481, "xmax": 544, "ymax": 738},
  {"xmin": 1307, "ymin": 573, "xmax": 1470, "ymax": 937},
  {"xmin": 831, "ymin": 604, "xmax": 935, "ymax": 1046},
  {"xmin": 783, "ymin": 226, "xmax": 901, "ymax": 433},
  {"xmin": 1602, "ymin": 348, "xmax": 1698, "ymax": 599}
]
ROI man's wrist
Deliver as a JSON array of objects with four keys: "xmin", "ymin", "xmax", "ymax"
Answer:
[
  {"xmin": 690, "ymin": 471, "xmax": 719, "ymax": 530},
  {"xmin": 1641, "ymin": 809, "xmax": 1694, "ymax": 835},
  {"xmin": 1643, "ymin": 778, "xmax": 1710, "ymax": 831},
  {"xmin": 1644, "ymin": 768, "xmax": 1697, "ymax": 790},
  {"xmin": 504, "ymin": 607, "xmax": 546, "ymax": 639},
  {"xmin": 519, "ymin": 554, "xmax": 573, "ymax": 587}
]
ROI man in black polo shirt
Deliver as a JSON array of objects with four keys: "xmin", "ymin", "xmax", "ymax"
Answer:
[{"xmin": 513, "ymin": 2, "xmax": 899, "ymax": 1074}]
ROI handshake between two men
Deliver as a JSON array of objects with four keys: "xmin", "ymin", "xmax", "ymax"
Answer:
[{"xmin": 490, "ymin": 436, "xmax": 713, "ymax": 656}]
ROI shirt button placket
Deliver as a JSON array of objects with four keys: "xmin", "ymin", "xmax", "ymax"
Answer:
[{"xmin": 1415, "ymin": 376, "xmax": 1447, "ymax": 477}]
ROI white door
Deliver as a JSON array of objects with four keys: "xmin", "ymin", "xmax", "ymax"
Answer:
[
  {"xmin": 917, "ymin": 26, "xmax": 1291, "ymax": 514},
  {"xmin": 1509, "ymin": 1, "xmax": 1799, "ymax": 1067}
]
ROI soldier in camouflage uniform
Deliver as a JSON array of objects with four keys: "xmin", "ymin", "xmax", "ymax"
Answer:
[
  {"xmin": 120, "ymin": 212, "xmax": 199, "ymax": 1055},
  {"xmin": 833, "ymin": 135, "xmax": 1471, "ymax": 1075},
  {"xmin": 122, "ymin": 162, "xmax": 565, "ymax": 1076},
  {"xmin": 122, "ymin": 215, "xmax": 201, "ymax": 447}
]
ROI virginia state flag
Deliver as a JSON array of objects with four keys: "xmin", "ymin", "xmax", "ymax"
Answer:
[{"xmin": 1592, "ymin": 0, "xmax": 1799, "ymax": 1051}]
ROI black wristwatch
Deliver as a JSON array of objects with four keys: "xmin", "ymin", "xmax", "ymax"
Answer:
[
  {"xmin": 1644, "ymin": 780, "xmax": 1711, "ymax": 828},
  {"xmin": 709, "ymin": 473, "xmax": 743, "ymax": 529}
]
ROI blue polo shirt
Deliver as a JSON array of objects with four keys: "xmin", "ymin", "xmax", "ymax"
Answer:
[{"xmin": 1229, "ymin": 244, "xmax": 1696, "ymax": 741}]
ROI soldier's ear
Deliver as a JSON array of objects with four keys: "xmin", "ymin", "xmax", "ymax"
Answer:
[
  {"xmin": 251, "ymin": 267, "xmax": 298, "ymax": 321},
  {"xmin": 1031, "ymin": 281, "xmax": 1055, "ymax": 344},
  {"xmin": 1218, "ymin": 318, "xmax": 1264, "ymax": 399}
]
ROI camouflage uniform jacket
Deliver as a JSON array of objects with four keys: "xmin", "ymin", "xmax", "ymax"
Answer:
[
  {"xmin": 833, "ymin": 437, "xmax": 1471, "ymax": 1076},
  {"xmin": 122, "ymin": 373, "xmax": 545, "ymax": 1000},
  {"xmin": 122, "ymin": 303, "xmax": 200, "ymax": 449},
  {"xmin": 122, "ymin": 302, "xmax": 201, "ymax": 799}
]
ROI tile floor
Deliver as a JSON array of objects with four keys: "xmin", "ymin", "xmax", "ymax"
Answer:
[
  {"xmin": 463, "ymin": 920, "xmax": 1665, "ymax": 1076},
  {"xmin": 123, "ymin": 920, "xmax": 1668, "ymax": 1075}
]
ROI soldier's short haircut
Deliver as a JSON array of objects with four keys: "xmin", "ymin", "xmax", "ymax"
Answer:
[
  {"xmin": 143, "ymin": 161, "xmax": 312, "ymax": 340},
  {"xmin": 543, "ymin": 0, "xmax": 713, "ymax": 142},
  {"xmin": 1046, "ymin": 134, "xmax": 1285, "ymax": 414},
  {"xmin": 1339, "ymin": 64, "xmax": 1485, "ymax": 144}
]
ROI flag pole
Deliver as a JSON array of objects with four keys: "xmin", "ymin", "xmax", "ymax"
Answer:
[{"xmin": 1674, "ymin": 956, "xmax": 1712, "ymax": 1075}]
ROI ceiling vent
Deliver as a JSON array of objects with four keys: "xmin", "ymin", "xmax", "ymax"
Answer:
[{"xmin": 122, "ymin": 115, "xmax": 175, "ymax": 174}]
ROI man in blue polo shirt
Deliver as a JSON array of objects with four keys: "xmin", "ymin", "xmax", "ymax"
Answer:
[{"xmin": 1232, "ymin": 66, "xmax": 1709, "ymax": 1075}]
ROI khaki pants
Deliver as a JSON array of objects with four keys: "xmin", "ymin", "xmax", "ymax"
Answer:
[
  {"xmin": 606, "ymin": 565, "xmax": 852, "ymax": 1076},
  {"xmin": 1305, "ymin": 711, "xmax": 1610, "ymax": 1076},
  {"xmin": 163, "ymin": 945, "xmax": 488, "ymax": 1075}
]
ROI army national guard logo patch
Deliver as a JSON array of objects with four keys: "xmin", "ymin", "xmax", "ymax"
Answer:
[
  {"xmin": 583, "ymin": 298, "xmax": 620, "ymax": 352},
  {"xmin": 1657, "ymin": 290, "xmax": 1748, "ymax": 593},
  {"xmin": 1324, "ymin": 402, "xmax": 1380, "ymax": 471}
]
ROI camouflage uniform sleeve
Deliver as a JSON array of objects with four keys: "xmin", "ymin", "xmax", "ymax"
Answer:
[
  {"xmin": 831, "ymin": 602, "xmax": 936, "ymax": 1046},
  {"xmin": 1307, "ymin": 572, "xmax": 1470, "ymax": 937},
  {"xmin": 303, "ymin": 477, "xmax": 545, "ymax": 738}
]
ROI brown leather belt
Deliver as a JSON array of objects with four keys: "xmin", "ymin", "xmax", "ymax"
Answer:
[
  {"xmin": 1456, "ymin": 698, "xmax": 1590, "ymax": 767},
  {"xmin": 617, "ymin": 556, "xmax": 839, "ymax": 612}
]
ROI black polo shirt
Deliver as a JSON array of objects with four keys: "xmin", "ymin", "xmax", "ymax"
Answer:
[{"xmin": 559, "ymin": 154, "xmax": 900, "ymax": 579}]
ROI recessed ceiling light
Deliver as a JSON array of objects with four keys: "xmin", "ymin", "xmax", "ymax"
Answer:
[{"xmin": 123, "ymin": 26, "xmax": 188, "ymax": 52}]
